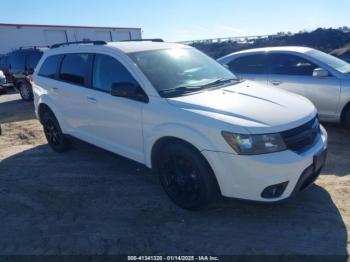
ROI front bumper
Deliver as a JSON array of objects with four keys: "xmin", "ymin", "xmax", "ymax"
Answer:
[{"xmin": 202, "ymin": 126, "xmax": 328, "ymax": 202}]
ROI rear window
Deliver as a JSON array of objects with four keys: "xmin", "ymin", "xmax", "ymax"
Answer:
[
  {"xmin": 228, "ymin": 54, "xmax": 267, "ymax": 74},
  {"xmin": 59, "ymin": 53, "xmax": 90, "ymax": 86},
  {"xmin": 38, "ymin": 55, "xmax": 63, "ymax": 79}
]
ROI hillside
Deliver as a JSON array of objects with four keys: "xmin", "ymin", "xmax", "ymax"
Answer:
[{"xmin": 191, "ymin": 28, "xmax": 350, "ymax": 61}]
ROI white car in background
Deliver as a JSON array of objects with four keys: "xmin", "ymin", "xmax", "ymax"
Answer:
[
  {"xmin": 0, "ymin": 70, "xmax": 6, "ymax": 85},
  {"xmin": 218, "ymin": 47, "xmax": 350, "ymax": 127},
  {"xmin": 33, "ymin": 41, "xmax": 327, "ymax": 210},
  {"xmin": 0, "ymin": 70, "xmax": 6, "ymax": 94}
]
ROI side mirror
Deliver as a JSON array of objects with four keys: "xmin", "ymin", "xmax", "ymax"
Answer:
[
  {"xmin": 111, "ymin": 82, "xmax": 148, "ymax": 103},
  {"xmin": 313, "ymin": 68, "xmax": 329, "ymax": 78}
]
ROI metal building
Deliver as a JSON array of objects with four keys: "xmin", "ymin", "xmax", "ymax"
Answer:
[{"xmin": 0, "ymin": 23, "xmax": 142, "ymax": 54}]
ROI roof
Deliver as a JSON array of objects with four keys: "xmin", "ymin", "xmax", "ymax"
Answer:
[
  {"xmin": 44, "ymin": 41, "xmax": 191, "ymax": 57},
  {"xmin": 0, "ymin": 23, "xmax": 141, "ymax": 31},
  {"xmin": 234, "ymin": 46, "xmax": 314, "ymax": 55},
  {"xmin": 106, "ymin": 41, "xmax": 190, "ymax": 53}
]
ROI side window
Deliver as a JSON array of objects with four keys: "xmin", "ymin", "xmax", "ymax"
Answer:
[
  {"xmin": 59, "ymin": 53, "xmax": 90, "ymax": 86},
  {"xmin": 38, "ymin": 55, "xmax": 63, "ymax": 79},
  {"xmin": 27, "ymin": 52, "xmax": 43, "ymax": 71},
  {"xmin": 228, "ymin": 54, "xmax": 266, "ymax": 74},
  {"xmin": 92, "ymin": 54, "xmax": 138, "ymax": 92},
  {"xmin": 9, "ymin": 53, "xmax": 26, "ymax": 73},
  {"xmin": 269, "ymin": 54, "xmax": 317, "ymax": 76}
]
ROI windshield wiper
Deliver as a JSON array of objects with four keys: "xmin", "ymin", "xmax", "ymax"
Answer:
[
  {"xmin": 198, "ymin": 78, "xmax": 242, "ymax": 89},
  {"xmin": 159, "ymin": 78, "xmax": 241, "ymax": 98},
  {"xmin": 159, "ymin": 85, "xmax": 204, "ymax": 97}
]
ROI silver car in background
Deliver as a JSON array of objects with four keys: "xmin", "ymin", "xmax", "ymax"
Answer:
[{"xmin": 218, "ymin": 47, "xmax": 350, "ymax": 127}]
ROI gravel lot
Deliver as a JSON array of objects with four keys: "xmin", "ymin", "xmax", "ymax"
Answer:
[{"xmin": 0, "ymin": 90, "xmax": 349, "ymax": 255}]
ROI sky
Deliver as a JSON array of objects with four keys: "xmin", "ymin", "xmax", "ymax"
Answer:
[{"xmin": 1, "ymin": 0, "xmax": 350, "ymax": 42}]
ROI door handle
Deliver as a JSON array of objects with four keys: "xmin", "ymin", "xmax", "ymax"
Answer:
[
  {"xmin": 52, "ymin": 87, "xmax": 58, "ymax": 91},
  {"xmin": 271, "ymin": 80, "xmax": 282, "ymax": 86},
  {"xmin": 86, "ymin": 96, "xmax": 97, "ymax": 103}
]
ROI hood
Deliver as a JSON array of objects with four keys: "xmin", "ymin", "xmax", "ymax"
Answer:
[{"xmin": 167, "ymin": 81, "xmax": 317, "ymax": 134}]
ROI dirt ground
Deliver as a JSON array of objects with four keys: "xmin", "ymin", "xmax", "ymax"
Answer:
[{"xmin": 0, "ymin": 90, "xmax": 349, "ymax": 255}]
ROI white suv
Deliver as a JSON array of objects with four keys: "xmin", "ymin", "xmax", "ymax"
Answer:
[{"xmin": 32, "ymin": 41, "xmax": 328, "ymax": 210}]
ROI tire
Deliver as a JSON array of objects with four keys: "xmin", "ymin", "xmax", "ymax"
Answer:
[
  {"xmin": 18, "ymin": 81, "xmax": 33, "ymax": 101},
  {"xmin": 344, "ymin": 107, "xmax": 350, "ymax": 128},
  {"xmin": 42, "ymin": 110, "xmax": 70, "ymax": 153},
  {"xmin": 155, "ymin": 142, "xmax": 219, "ymax": 210},
  {"xmin": 0, "ymin": 86, "xmax": 6, "ymax": 95}
]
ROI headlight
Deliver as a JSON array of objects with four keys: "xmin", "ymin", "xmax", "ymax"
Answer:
[{"xmin": 222, "ymin": 131, "xmax": 287, "ymax": 155}]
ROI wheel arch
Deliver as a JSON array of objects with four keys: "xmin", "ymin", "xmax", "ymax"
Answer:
[
  {"xmin": 150, "ymin": 135, "xmax": 222, "ymax": 197},
  {"xmin": 340, "ymin": 100, "xmax": 350, "ymax": 124},
  {"xmin": 37, "ymin": 103, "xmax": 53, "ymax": 124},
  {"xmin": 151, "ymin": 136, "xmax": 200, "ymax": 169},
  {"xmin": 145, "ymin": 123, "xmax": 217, "ymax": 168},
  {"xmin": 36, "ymin": 96, "xmax": 68, "ymax": 133},
  {"xmin": 14, "ymin": 77, "xmax": 30, "ymax": 88}
]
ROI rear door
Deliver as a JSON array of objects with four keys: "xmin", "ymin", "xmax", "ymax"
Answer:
[
  {"xmin": 35, "ymin": 54, "xmax": 64, "ymax": 112},
  {"xmin": 226, "ymin": 54, "xmax": 268, "ymax": 85},
  {"xmin": 267, "ymin": 53, "xmax": 340, "ymax": 118},
  {"xmin": 56, "ymin": 53, "xmax": 93, "ymax": 135}
]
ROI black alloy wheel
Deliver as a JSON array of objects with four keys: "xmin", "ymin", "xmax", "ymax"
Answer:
[
  {"xmin": 42, "ymin": 110, "xmax": 69, "ymax": 153},
  {"xmin": 157, "ymin": 142, "xmax": 218, "ymax": 210}
]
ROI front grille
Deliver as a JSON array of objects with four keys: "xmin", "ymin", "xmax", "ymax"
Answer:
[{"xmin": 281, "ymin": 117, "xmax": 320, "ymax": 153}]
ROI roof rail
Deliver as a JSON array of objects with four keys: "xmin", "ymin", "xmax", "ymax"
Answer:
[
  {"xmin": 122, "ymin": 38, "xmax": 164, "ymax": 42},
  {"xmin": 50, "ymin": 39, "xmax": 164, "ymax": 49},
  {"xmin": 51, "ymin": 41, "xmax": 107, "ymax": 49}
]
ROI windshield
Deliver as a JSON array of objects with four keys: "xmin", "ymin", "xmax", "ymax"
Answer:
[
  {"xmin": 130, "ymin": 48, "xmax": 237, "ymax": 97},
  {"xmin": 307, "ymin": 50, "xmax": 350, "ymax": 74}
]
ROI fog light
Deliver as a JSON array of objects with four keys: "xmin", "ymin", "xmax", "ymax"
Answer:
[{"xmin": 261, "ymin": 182, "xmax": 289, "ymax": 199}]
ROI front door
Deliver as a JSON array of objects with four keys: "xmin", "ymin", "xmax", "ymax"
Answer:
[
  {"xmin": 267, "ymin": 53, "xmax": 340, "ymax": 119},
  {"xmin": 83, "ymin": 53, "xmax": 145, "ymax": 163}
]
